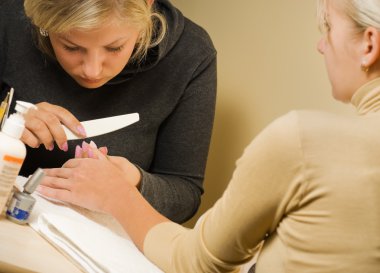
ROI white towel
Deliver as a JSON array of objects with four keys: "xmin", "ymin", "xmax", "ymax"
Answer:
[{"xmin": 16, "ymin": 176, "xmax": 163, "ymax": 273}]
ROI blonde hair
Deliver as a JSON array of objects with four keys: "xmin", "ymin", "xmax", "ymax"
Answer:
[
  {"xmin": 24, "ymin": 0, "xmax": 167, "ymax": 62},
  {"xmin": 317, "ymin": 0, "xmax": 380, "ymax": 34}
]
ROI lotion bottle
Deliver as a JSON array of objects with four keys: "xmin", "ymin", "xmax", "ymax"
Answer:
[{"xmin": 0, "ymin": 101, "xmax": 30, "ymax": 215}]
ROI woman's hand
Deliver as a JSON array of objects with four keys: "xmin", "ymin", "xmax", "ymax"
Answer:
[
  {"xmin": 38, "ymin": 146, "xmax": 168, "ymax": 251},
  {"xmin": 37, "ymin": 141, "xmax": 142, "ymax": 211},
  {"xmin": 37, "ymin": 153, "xmax": 132, "ymax": 213},
  {"xmin": 74, "ymin": 141, "xmax": 142, "ymax": 187},
  {"xmin": 22, "ymin": 102, "xmax": 86, "ymax": 151}
]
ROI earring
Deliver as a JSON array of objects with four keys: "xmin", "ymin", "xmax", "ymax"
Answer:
[
  {"xmin": 361, "ymin": 59, "xmax": 369, "ymax": 73},
  {"xmin": 39, "ymin": 28, "xmax": 49, "ymax": 37}
]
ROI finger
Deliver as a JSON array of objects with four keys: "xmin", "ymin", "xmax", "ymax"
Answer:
[
  {"xmin": 81, "ymin": 141, "xmax": 90, "ymax": 158},
  {"xmin": 37, "ymin": 185, "xmax": 73, "ymax": 203},
  {"xmin": 21, "ymin": 128, "xmax": 41, "ymax": 149},
  {"xmin": 37, "ymin": 102, "xmax": 86, "ymax": 138},
  {"xmin": 23, "ymin": 114, "xmax": 55, "ymax": 150},
  {"xmin": 39, "ymin": 176, "xmax": 73, "ymax": 191},
  {"xmin": 79, "ymin": 141, "xmax": 105, "ymax": 159},
  {"xmin": 98, "ymin": 146, "xmax": 108, "ymax": 155},
  {"xmin": 43, "ymin": 167, "xmax": 72, "ymax": 179},
  {"xmin": 27, "ymin": 107, "xmax": 68, "ymax": 151},
  {"xmin": 89, "ymin": 146, "xmax": 108, "ymax": 160},
  {"xmin": 75, "ymin": 145, "xmax": 83, "ymax": 158},
  {"xmin": 89, "ymin": 141, "xmax": 97, "ymax": 148},
  {"xmin": 88, "ymin": 148, "xmax": 98, "ymax": 159}
]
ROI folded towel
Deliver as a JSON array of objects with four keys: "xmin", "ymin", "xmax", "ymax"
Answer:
[{"xmin": 16, "ymin": 176, "xmax": 163, "ymax": 273}]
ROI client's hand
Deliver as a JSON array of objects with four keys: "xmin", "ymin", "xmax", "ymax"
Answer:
[
  {"xmin": 37, "ymin": 142, "xmax": 142, "ymax": 212},
  {"xmin": 74, "ymin": 141, "xmax": 141, "ymax": 188},
  {"xmin": 37, "ymin": 149, "xmax": 132, "ymax": 213}
]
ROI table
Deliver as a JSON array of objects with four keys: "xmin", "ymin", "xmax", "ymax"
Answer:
[{"xmin": 0, "ymin": 215, "xmax": 82, "ymax": 273}]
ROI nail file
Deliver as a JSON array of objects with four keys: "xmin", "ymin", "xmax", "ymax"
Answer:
[{"xmin": 63, "ymin": 113, "xmax": 139, "ymax": 140}]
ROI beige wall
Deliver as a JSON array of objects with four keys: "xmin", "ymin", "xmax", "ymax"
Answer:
[{"xmin": 170, "ymin": 0, "xmax": 353, "ymax": 227}]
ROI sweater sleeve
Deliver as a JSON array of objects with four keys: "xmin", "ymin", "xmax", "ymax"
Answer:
[
  {"xmin": 139, "ymin": 52, "xmax": 217, "ymax": 223},
  {"xmin": 143, "ymin": 111, "xmax": 306, "ymax": 272}
]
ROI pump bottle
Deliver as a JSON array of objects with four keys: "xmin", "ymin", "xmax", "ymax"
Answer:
[{"xmin": 0, "ymin": 101, "xmax": 32, "ymax": 215}]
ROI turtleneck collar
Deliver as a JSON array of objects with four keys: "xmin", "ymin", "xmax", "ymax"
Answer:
[{"xmin": 351, "ymin": 77, "xmax": 380, "ymax": 115}]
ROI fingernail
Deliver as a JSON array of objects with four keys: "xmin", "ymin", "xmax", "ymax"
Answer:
[
  {"xmin": 46, "ymin": 144, "xmax": 54, "ymax": 151},
  {"xmin": 77, "ymin": 125, "xmax": 87, "ymax": 137},
  {"xmin": 61, "ymin": 142, "xmax": 68, "ymax": 152},
  {"xmin": 99, "ymin": 146, "xmax": 108, "ymax": 155},
  {"xmin": 88, "ymin": 149, "xmax": 94, "ymax": 158},
  {"xmin": 75, "ymin": 145, "xmax": 82, "ymax": 158},
  {"xmin": 89, "ymin": 141, "xmax": 97, "ymax": 148},
  {"xmin": 82, "ymin": 141, "xmax": 89, "ymax": 152}
]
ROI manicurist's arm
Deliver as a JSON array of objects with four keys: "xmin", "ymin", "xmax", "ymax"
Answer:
[{"xmin": 138, "ymin": 53, "xmax": 217, "ymax": 223}]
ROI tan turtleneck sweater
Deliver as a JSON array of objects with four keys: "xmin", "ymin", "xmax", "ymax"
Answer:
[{"xmin": 143, "ymin": 78, "xmax": 380, "ymax": 273}]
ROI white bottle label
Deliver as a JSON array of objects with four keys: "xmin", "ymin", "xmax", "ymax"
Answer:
[{"xmin": 0, "ymin": 155, "xmax": 24, "ymax": 214}]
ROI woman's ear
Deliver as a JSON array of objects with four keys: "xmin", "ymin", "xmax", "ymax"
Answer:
[{"xmin": 362, "ymin": 26, "xmax": 380, "ymax": 68}]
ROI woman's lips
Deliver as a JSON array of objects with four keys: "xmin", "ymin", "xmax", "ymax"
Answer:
[{"xmin": 80, "ymin": 77, "xmax": 103, "ymax": 84}]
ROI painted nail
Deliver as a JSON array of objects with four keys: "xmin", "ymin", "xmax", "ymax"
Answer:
[
  {"xmin": 82, "ymin": 141, "xmax": 89, "ymax": 152},
  {"xmin": 77, "ymin": 125, "xmax": 87, "ymax": 137},
  {"xmin": 88, "ymin": 149, "xmax": 94, "ymax": 158},
  {"xmin": 89, "ymin": 141, "xmax": 97, "ymax": 148},
  {"xmin": 75, "ymin": 145, "xmax": 82, "ymax": 158},
  {"xmin": 61, "ymin": 142, "xmax": 68, "ymax": 152},
  {"xmin": 99, "ymin": 146, "xmax": 108, "ymax": 155},
  {"xmin": 47, "ymin": 144, "xmax": 54, "ymax": 151}
]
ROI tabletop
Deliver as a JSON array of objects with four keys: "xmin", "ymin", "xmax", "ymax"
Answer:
[{"xmin": 0, "ymin": 215, "xmax": 82, "ymax": 273}]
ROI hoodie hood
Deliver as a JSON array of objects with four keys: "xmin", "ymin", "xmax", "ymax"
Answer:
[{"xmin": 108, "ymin": 0, "xmax": 185, "ymax": 84}]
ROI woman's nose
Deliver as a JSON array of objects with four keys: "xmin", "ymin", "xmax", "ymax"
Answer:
[{"xmin": 82, "ymin": 52, "xmax": 103, "ymax": 79}]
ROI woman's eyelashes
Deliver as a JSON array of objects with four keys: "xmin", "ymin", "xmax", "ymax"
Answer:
[
  {"xmin": 63, "ymin": 44, "xmax": 80, "ymax": 52},
  {"xmin": 105, "ymin": 46, "xmax": 124, "ymax": 53},
  {"xmin": 62, "ymin": 44, "xmax": 124, "ymax": 53}
]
